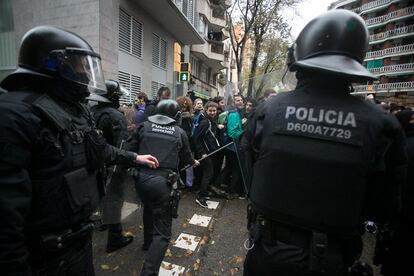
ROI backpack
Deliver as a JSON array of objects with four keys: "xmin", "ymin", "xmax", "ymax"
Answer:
[{"xmin": 191, "ymin": 112, "xmax": 204, "ymax": 137}]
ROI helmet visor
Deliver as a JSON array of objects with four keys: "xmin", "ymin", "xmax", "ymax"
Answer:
[
  {"xmin": 58, "ymin": 51, "xmax": 107, "ymax": 95},
  {"xmin": 119, "ymin": 85, "xmax": 130, "ymax": 98}
]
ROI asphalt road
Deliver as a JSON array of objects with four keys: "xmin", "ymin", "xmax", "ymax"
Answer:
[{"xmin": 92, "ymin": 177, "xmax": 382, "ymax": 275}]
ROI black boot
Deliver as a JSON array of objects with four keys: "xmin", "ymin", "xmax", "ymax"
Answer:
[{"xmin": 106, "ymin": 223, "xmax": 134, "ymax": 253}]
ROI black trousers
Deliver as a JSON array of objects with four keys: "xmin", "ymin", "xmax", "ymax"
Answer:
[
  {"xmin": 198, "ymin": 156, "xmax": 214, "ymax": 198},
  {"xmin": 244, "ymin": 222, "xmax": 359, "ymax": 276},
  {"xmin": 217, "ymin": 149, "xmax": 243, "ymax": 194},
  {"xmin": 211, "ymin": 150, "xmax": 225, "ymax": 185},
  {"xmin": 101, "ymin": 171, "xmax": 126, "ymax": 225},
  {"xmin": 134, "ymin": 172, "xmax": 172, "ymax": 276},
  {"xmin": 244, "ymin": 237, "xmax": 316, "ymax": 276},
  {"xmin": 29, "ymin": 232, "xmax": 95, "ymax": 276},
  {"xmin": 381, "ymin": 219, "xmax": 414, "ymax": 276}
]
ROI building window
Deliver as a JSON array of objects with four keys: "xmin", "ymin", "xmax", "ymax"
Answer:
[
  {"xmin": 198, "ymin": 15, "xmax": 208, "ymax": 37},
  {"xmin": 118, "ymin": 70, "xmax": 142, "ymax": 104},
  {"xmin": 190, "ymin": 56, "xmax": 199, "ymax": 77},
  {"xmin": 200, "ymin": 64, "xmax": 209, "ymax": 83},
  {"xmin": 119, "ymin": 9, "xmax": 143, "ymax": 58},
  {"xmin": 151, "ymin": 81, "xmax": 165, "ymax": 99},
  {"xmin": 152, "ymin": 33, "xmax": 167, "ymax": 69},
  {"xmin": 174, "ymin": 0, "xmax": 194, "ymax": 25}
]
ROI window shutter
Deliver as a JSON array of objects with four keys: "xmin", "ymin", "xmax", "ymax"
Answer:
[
  {"xmin": 119, "ymin": 9, "xmax": 131, "ymax": 53},
  {"xmin": 152, "ymin": 34, "xmax": 160, "ymax": 67},
  {"xmin": 160, "ymin": 38, "xmax": 167, "ymax": 69},
  {"xmin": 118, "ymin": 71, "xmax": 142, "ymax": 104},
  {"xmin": 132, "ymin": 18, "xmax": 143, "ymax": 58}
]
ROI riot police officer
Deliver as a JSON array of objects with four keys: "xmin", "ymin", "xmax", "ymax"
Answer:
[
  {"xmin": 89, "ymin": 80, "xmax": 133, "ymax": 252},
  {"xmin": 128, "ymin": 99, "xmax": 199, "ymax": 276},
  {"xmin": 144, "ymin": 86, "xmax": 172, "ymax": 120},
  {"xmin": 241, "ymin": 10, "xmax": 406, "ymax": 276},
  {"xmin": 0, "ymin": 26, "xmax": 158, "ymax": 275}
]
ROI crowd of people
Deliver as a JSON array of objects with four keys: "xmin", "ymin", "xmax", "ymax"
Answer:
[{"xmin": 1, "ymin": 8, "xmax": 413, "ymax": 276}]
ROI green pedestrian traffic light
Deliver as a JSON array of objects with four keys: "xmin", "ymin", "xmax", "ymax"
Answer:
[
  {"xmin": 180, "ymin": 72, "xmax": 189, "ymax": 82},
  {"xmin": 179, "ymin": 62, "xmax": 190, "ymax": 82}
]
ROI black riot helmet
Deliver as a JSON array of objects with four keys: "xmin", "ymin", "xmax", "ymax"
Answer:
[
  {"xmin": 1, "ymin": 26, "xmax": 107, "ymax": 101},
  {"xmin": 87, "ymin": 80, "xmax": 130, "ymax": 104},
  {"xmin": 289, "ymin": 10, "xmax": 376, "ymax": 82},
  {"xmin": 105, "ymin": 80, "xmax": 130, "ymax": 102},
  {"xmin": 157, "ymin": 99, "xmax": 181, "ymax": 121}
]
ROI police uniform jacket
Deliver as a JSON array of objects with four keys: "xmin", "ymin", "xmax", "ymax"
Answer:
[
  {"xmin": 128, "ymin": 117, "xmax": 194, "ymax": 172},
  {"xmin": 192, "ymin": 115, "xmax": 220, "ymax": 158},
  {"xmin": 91, "ymin": 103, "xmax": 128, "ymax": 148},
  {"xmin": 242, "ymin": 76, "xmax": 407, "ymax": 236},
  {"xmin": 0, "ymin": 90, "xmax": 138, "ymax": 275}
]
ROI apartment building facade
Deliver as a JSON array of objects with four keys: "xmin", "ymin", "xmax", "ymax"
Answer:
[
  {"xmin": 329, "ymin": 0, "xmax": 414, "ymax": 106},
  {"xmin": 189, "ymin": 0, "xmax": 233, "ymax": 99},
  {"xmin": 0, "ymin": 0, "xmax": 207, "ymax": 103}
]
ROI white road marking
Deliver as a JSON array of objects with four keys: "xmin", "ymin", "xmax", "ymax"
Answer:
[
  {"xmin": 121, "ymin": 202, "xmax": 139, "ymax": 221},
  {"xmin": 158, "ymin": 261, "xmax": 185, "ymax": 276},
  {"xmin": 189, "ymin": 214, "xmax": 212, "ymax": 227},
  {"xmin": 173, "ymin": 233, "xmax": 201, "ymax": 251},
  {"xmin": 206, "ymin": 200, "xmax": 219, "ymax": 210}
]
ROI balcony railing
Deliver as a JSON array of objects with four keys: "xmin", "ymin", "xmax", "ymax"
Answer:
[
  {"xmin": 365, "ymin": 43, "xmax": 414, "ymax": 59},
  {"xmin": 211, "ymin": 43, "xmax": 224, "ymax": 54},
  {"xmin": 365, "ymin": 6, "xmax": 414, "ymax": 26},
  {"xmin": 212, "ymin": 4, "xmax": 225, "ymax": 20},
  {"xmin": 368, "ymin": 62, "xmax": 414, "ymax": 74},
  {"xmin": 352, "ymin": 81, "xmax": 414, "ymax": 93},
  {"xmin": 352, "ymin": 0, "xmax": 401, "ymax": 13},
  {"xmin": 370, "ymin": 24, "xmax": 414, "ymax": 42}
]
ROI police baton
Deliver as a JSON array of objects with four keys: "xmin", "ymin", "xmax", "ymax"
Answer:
[
  {"xmin": 180, "ymin": 141, "xmax": 234, "ymax": 172},
  {"xmin": 106, "ymin": 139, "xmax": 125, "ymax": 187}
]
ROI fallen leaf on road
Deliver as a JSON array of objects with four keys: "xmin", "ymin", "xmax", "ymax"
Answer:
[
  {"xmin": 165, "ymin": 249, "xmax": 172, "ymax": 257},
  {"xmin": 232, "ymin": 256, "xmax": 243, "ymax": 264},
  {"xmin": 199, "ymin": 235, "xmax": 209, "ymax": 245},
  {"xmin": 161, "ymin": 262, "xmax": 173, "ymax": 270},
  {"xmin": 184, "ymin": 249, "xmax": 193, "ymax": 256}
]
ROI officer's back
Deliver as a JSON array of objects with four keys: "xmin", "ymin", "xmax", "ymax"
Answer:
[{"xmin": 242, "ymin": 10, "xmax": 406, "ymax": 276}]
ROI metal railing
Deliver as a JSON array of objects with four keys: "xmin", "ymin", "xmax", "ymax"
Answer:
[
  {"xmin": 368, "ymin": 62, "xmax": 414, "ymax": 74},
  {"xmin": 365, "ymin": 43, "xmax": 414, "ymax": 59},
  {"xmin": 352, "ymin": 0, "xmax": 399, "ymax": 13},
  {"xmin": 211, "ymin": 43, "xmax": 224, "ymax": 54},
  {"xmin": 365, "ymin": 6, "xmax": 414, "ymax": 26},
  {"xmin": 370, "ymin": 24, "xmax": 414, "ymax": 42},
  {"xmin": 353, "ymin": 81, "xmax": 414, "ymax": 93}
]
